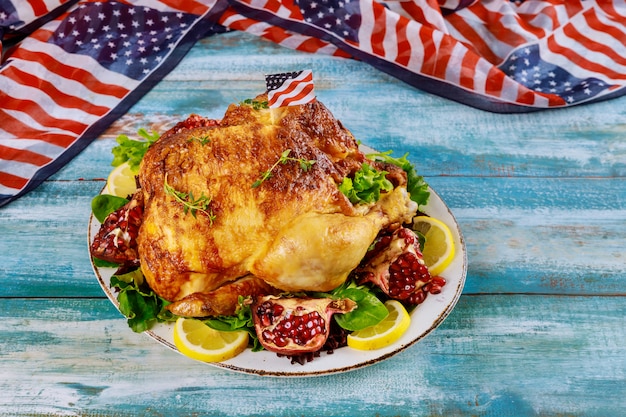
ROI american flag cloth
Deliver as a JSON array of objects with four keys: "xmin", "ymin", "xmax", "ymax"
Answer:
[
  {"xmin": 265, "ymin": 69, "xmax": 316, "ymax": 108},
  {"xmin": 1, "ymin": 0, "xmax": 626, "ymax": 207}
]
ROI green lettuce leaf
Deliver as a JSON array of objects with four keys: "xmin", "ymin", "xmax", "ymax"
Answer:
[
  {"xmin": 111, "ymin": 269, "xmax": 175, "ymax": 333},
  {"xmin": 339, "ymin": 163, "xmax": 393, "ymax": 205},
  {"xmin": 111, "ymin": 128, "xmax": 160, "ymax": 171},
  {"xmin": 368, "ymin": 151, "xmax": 430, "ymax": 207}
]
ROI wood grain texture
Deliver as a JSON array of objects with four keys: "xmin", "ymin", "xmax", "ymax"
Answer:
[
  {"xmin": 1, "ymin": 30, "xmax": 625, "ymax": 417},
  {"xmin": 1, "ymin": 296, "xmax": 625, "ymax": 417}
]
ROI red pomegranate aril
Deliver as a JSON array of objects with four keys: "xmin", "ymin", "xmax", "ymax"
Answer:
[
  {"xmin": 428, "ymin": 284, "xmax": 443, "ymax": 294},
  {"xmin": 431, "ymin": 276, "xmax": 447, "ymax": 287}
]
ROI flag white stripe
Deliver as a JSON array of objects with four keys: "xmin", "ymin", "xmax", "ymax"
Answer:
[
  {"xmin": 1, "ymin": 107, "xmax": 81, "ymax": 142},
  {"xmin": 0, "ymin": 137, "xmax": 65, "ymax": 158},
  {"xmin": 471, "ymin": 57, "xmax": 492, "ymax": 96},
  {"xmin": 0, "ymin": 75, "xmax": 104, "ymax": 127},
  {"xmin": 554, "ymin": 17, "xmax": 626, "ymax": 74},
  {"xmin": 442, "ymin": 42, "xmax": 467, "ymax": 86},
  {"xmin": 381, "ymin": 11, "xmax": 400, "ymax": 63},
  {"xmin": 356, "ymin": 0, "xmax": 376, "ymax": 55},
  {"xmin": 3, "ymin": 59, "xmax": 124, "ymax": 110},
  {"xmin": 404, "ymin": 19, "xmax": 426, "ymax": 69},
  {"xmin": 544, "ymin": 24, "xmax": 626, "ymax": 82}
]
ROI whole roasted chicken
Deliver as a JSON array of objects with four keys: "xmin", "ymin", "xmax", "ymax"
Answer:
[{"xmin": 93, "ymin": 94, "xmax": 419, "ymax": 318}]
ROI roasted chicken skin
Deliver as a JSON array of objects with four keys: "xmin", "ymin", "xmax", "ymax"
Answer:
[{"xmin": 136, "ymin": 95, "xmax": 416, "ymax": 316}]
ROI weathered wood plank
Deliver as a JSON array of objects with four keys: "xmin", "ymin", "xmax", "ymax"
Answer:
[{"xmin": 0, "ymin": 295, "xmax": 624, "ymax": 416}]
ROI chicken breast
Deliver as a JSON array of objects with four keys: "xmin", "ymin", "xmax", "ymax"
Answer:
[{"xmin": 136, "ymin": 95, "xmax": 416, "ymax": 310}]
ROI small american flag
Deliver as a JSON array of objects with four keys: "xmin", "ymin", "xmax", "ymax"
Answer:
[
  {"xmin": 265, "ymin": 70, "xmax": 316, "ymax": 108},
  {"xmin": 2, "ymin": 0, "xmax": 626, "ymax": 207}
]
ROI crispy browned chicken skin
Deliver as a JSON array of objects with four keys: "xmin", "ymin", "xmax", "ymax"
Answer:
[{"xmin": 136, "ymin": 95, "xmax": 416, "ymax": 316}]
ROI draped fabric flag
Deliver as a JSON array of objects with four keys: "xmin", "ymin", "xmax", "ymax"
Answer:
[{"xmin": 1, "ymin": 0, "xmax": 625, "ymax": 207}]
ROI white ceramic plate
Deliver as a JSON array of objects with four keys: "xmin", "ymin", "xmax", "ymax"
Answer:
[{"xmin": 89, "ymin": 157, "xmax": 467, "ymax": 377}]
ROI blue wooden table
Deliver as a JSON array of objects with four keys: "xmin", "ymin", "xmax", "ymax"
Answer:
[{"xmin": 1, "ymin": 30, "xmax": 625, "ymax": 416}]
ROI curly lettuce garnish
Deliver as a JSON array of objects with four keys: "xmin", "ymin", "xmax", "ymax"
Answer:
[
  {"xmin": 367, "ymin": 151, "xmax": 430, "ymax": 208},
  {"xmin": 111, "ymin": 128, "xmax": 160, "ymax": 171},
  {"xmin": 339, "ymin": 163, "xmax": 393, "ymax": 205}
]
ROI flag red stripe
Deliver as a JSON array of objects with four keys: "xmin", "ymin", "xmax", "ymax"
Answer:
[
  {"xmin": 432, "ymin": 35, "xmax": 456, "ymax": 81},
  {"xmin": 295, "ymin": 36, "xmax": 344, "ymax": 56},
  {"xmin": 597, "ymin": 1, "xmax": 624, "ymax": 18},
  {"xmin": 157, "ymin": 0, "xmax": 209, "ymax": 15},
  {"xmin": 546, "ymin": 36, "xmax": 626, "ymax": 81},
  {"xmin": 0, "ymin": 145, "xmax": 53, "ymax": 167},
  {"xmin": 260, "ymin": 0, "xmax": 282, "ymax": 14},
  {"xmin": 444, "ymin": 14, "xmax": 500, "ymax": 65},
  {"xmin": 485, "ymin": 67, "xmax": 505, "ymax": 97},
  {"xmin": 13, "ymin": 30, "xmax": 131, "ymax": 99},
  {"xmin": 2, "ymin": 66, "xmax": 110, "ymax": 116},
  {"xmin": 584, "ymin": 8, "xmax": 626, "ymax": 54},
  {"xmin": 27, "ymin": 0, "xmax": 50, "ymax": 17},
  {"xmin": 395, "ymin": 16, "xmax": 411, "ymax": 67},
  {"xmin": 469, "ymin": 3, "xmax": 534, "ymax": 46},
  {"xmin": 271, "ymin": 72, "xmax": 314, "ymax": 103},
  {"xmin": 562, "ymin": 21, "xmax": 626, "ymax": 67},
  {"xmin": 398, "ymin": 1, "xmax": 428, "ymax": 23},
  {"xmin": 1, "ymin": 94, "xmax": 88, "ymax": 135},
  {"xmin": 0, "ymin": 109, "xmax": 77, "ymax": 148},
  {"xmin": 262, "ymin": 25, "xmax": 291, "ymax": 43},
  {"xmin": 563, "ymin": 2, "xmax": 585, "ymax": 18},
  {"xmin": 370, "ymin": 4, "xmax": 387, "ymax": 57},
  {"xmin": 278, "ymin": 82, "xmax": 314, "ymax": 107},
  {"xmin": 12, "ymin": 47, "xmax": 129, "ymax": 99},
  {"xmin": 459, "ymin": 52, "xmax": 479, "ymax": 90},
  {"xmin": 516, "ymin": 87, "xmax": 537, "ymax": 105},
  {"xmin": 0, "ymin": 171, "xmax": 29, "ymax": 190},
  {"xmin": 418, "ymin": 26, "xmax": 437, "ymax": 76}
]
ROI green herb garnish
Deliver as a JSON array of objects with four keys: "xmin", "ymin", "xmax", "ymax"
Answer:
[
  {"xmin": 188, "ymin": 135, "xmax": 211, "ymax": 146},
  {"xmin": 339, "ymin": 163, "xmax": 393, "ymax": 204},
  {"xmin": 111, "ymin": 269, "xmax": 175, "ymax": 333},
  {"xmin": 240, "ymin": 98, "xmax": 269, "ymax": 110},
  {"xmin": 111, "ymin": 128, "xmax": 160, "ymax": 171},
  {"xmin": 164, "ymin": 174, "xmax": 216, "ymax": 223},
  {"xmin": 252, "ymin": 149, "xmax": 316, "ymax": 188}
]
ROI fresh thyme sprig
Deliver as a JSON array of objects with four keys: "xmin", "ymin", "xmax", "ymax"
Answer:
[
  {"xmin": 252, "ymin": 149, "xmax": 316, "ymax": 188},
  {"xmin": 188, "ymin": 134, "xmax": 211, "ymax": 146},
  {"xmin": 164, "ymin": 174, "xmax": 216, "ymax": 223},
  {"xmin": 240, "ymin": 98, "xmax": 269, "ymax": 110}
]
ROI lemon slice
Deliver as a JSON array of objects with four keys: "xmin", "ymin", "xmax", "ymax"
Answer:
[
  {"xmin": 347, "ymin": 300, "xmax": 411, "ymax": 351},
  {"xmin": 412, "ymin": 216, "xmax": 455, "ymax": 276},
  {"xmin": 106, "ymin": 161, "xmax": 138, "ymax": 198},
  {"xmin": 173, "ymin": 318, "xmax": 249, "ymax": 362}
]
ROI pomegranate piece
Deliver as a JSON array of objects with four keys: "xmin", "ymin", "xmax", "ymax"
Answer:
[
  {"xmin": 159, "ymin": 114, "xmax": 220, "ymax": 141},
  {"xmin": 91, "ymin": 192, "xmax": 143, "ymax": 266},
  {"xmin": 356, "ymin": 226, "xmax": 440, "ymax": 306},
  {"xmin": 252, "ymin": 295, "xmax": 356, "ymax": 355}
]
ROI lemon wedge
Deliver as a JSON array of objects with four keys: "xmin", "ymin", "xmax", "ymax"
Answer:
[
  {"xmin": 347, "ymin": 300, "xmax": 411, "ymax": 351},
  {"xmin": 412, "ymin": 216, "xmax": 455, "ymax": 276},
  {"xmin": 173, "ymin": 318, "xmax": 249, "ymax": 362},
  {"xmin": 106, "ymin": 161, "xmax": 138, "ymax": 198}
]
